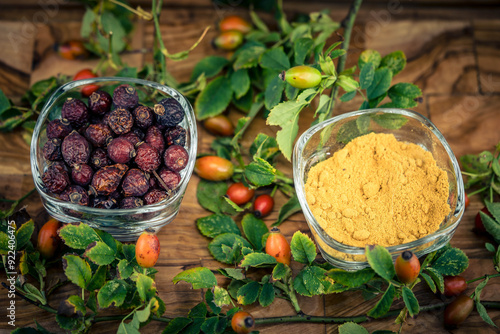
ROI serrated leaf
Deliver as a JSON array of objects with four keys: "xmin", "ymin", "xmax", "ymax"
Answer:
[
  {"xmin": 136, "ymin": 273, "xmax": 156, "ymax": 302},
  {"xmin": 339, "ymin": 322, "xmax": 369, "ymax": 334},
  {"xmin": 260, "ymin": 48, "xmax": 290, "ymax": 71},
  {"xmin": 196, "ymin": 180, "xmax": 228, "ymax": 214},
  {"xmin": 387, "ymin": 83, "xmax": 422, "ymax": 108},
  {"xmin": 367, "ymin": 284, "xmax": 395, "ymax": 318},
  {"xmin": 236, "ymin": 281, "xmax": 261, "ymax": 305},
  {"xmin": 218, "ymin": 267, "xmax": 245, "ymax": 280},
  {"xmin": 197, "ymin": 214, "xmax": 240, "ymax": 239},
  {"xmin": 367, "ymin": 67, "xmax": 392, "ymax": 100},
  {"xmin": 241, "ymin": 214, "xmax": 268, "ymax": 250},
  {"xmin": 80, "ymin": 8, "xmax": 96, "ymax": 39},
  {"xmin": 162, "ymin": 317, "xmax": 192, "ymax": 334},
  {"xmin": 420, "ymin": 272, "xmax": 436, "ymax": 293},
  {"xmin": 213, "ymin": 286, "xmax": 231, "ymax": 308},
  {"xmin": 244, "ymin": 158, "xmax": 276, "ymax": 186},
  {"xmin": 294, "ymin": 38, "xmax": 314, "ymax": 65},
  {"xmin": 195, "ymin": 77, "xmax": 233, "ymax": 120},
  {"xmin": 59, "ymin": 223, "xmax": 100, "ymax": 249},
  {"xmin": 264, "ymin": 75, "xmax": 286, "ymax": 110},
  {"xmin": 205, "ymin": 289, "xmax": 221, "ymax": 314},
  {"xmin": 117, "ymin": 259, "xmax": 134, "ymax": 280},
  {"xmin": 97, "ymin": 280, "xmax": 128, "ymax": 308},
  {"xmin": 259, "ymin": 283, "xmax": 275, "ymax": 307},
  {"xmin": 485, "ymin": 201, "xmax": 500, "ymax": 224},
  {"xmin": 336, "ymin": 75, "xmax": 359, "ymax": 92},
  {"xmin": 188, "ymin": 302, "xmax": 207, "ymax": 319},
  {"xmin": 425, "ymin": 267, "xmax": 444, "ymax": 293},
  {"xmin": 380, "ymin": 51, "xmax": 406, "ymax": 75},
  {"xmin": 293, "ymin": 266, "xmax": 327, "ymax": 296},
  {"xmin": 249, "ymin": 133, "xmax": 280, "ymax": 163},
  {"xmin": 371, "ymin": 113, "xmax": 408, "ymax": 130},
  {"xmin": 358, "ymin": 50, "xmax": 381, "ymax": 70},
  {"xmin": 98, "ymin": 12, "xmax": 126, "ymax": 53},
  {"xmin": 272, "ymin": 262, "xmax": 290, "ymax": 280},
  {"xmin": 326, "ymin": 268, "xmax": 375, "ymax": 288},
  {"xmin": 191, "ymin": 56, "xmax": 228, "ymax": 81},
  {"xmin": 365, "ymin": 245, "xmax": 396, "ymax": 281},
  {"xmin": 15, "ymin": 219, "xmax": 34, "ymax": 250},
  {"xmin": 273, "ymin": 193, "xmax": 302, "ymax": 226},
  {"xmin": 231, "ymin": 69, "xmax": 251, "ymax": 99},
  {"xmin": 432, "ymin": 247, "xmax": 469, "ymax": 276},
  {"xmin": 233, "ymin": 46, "xmax": 266, "ymax": 70},
  {"xmin": 62, "ymin": 254, "xmax": 91, "ymax": 289},
  {"xmin": 85, "ymin": 241, "xmax": 115, "ymax": 265},
  {"xmin": 475, "ymin": 301, "xmax": 497, "ymax": 327},
  {"xmin": 86, "ymin": 265, "xmax": 107, "ymax": 291},
  {"xmin": 290, "ymin": 231, "xmax": 316, "ymax": 264},
  {"xmin": 173, "ymin": 267, "xmax": 217, "ymax": 289},
  {"xmin": 402, "ymin": 286, "xmax": 419, "ymax": 317},
  {"xmin": 209, "ymin": 233, "xmax": 251, "ymax": 264},
  {"xmin": 240, "ymin": 252, "xmax": 277, "ymax": 268},
  {"xmin": 359, "ymin": 63, "xmax": 375, "ymax": 90}
]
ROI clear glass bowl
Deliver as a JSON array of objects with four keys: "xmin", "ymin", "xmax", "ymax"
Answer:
[
  {"xmin": 30, "ymin": 77, "xmax": 197, "ymax": 241},
  {"xmin": 293, "ymin": 108, "xmax": 465, "ymax": 270}
]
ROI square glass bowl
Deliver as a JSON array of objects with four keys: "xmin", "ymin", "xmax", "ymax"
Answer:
[
  {"xmin": 30, "ymin": 77, "xmax": 197, "ymax": 241},
  {"xmin": 293, "ymin": 108, "xmax": 465, "ymax": 270}
]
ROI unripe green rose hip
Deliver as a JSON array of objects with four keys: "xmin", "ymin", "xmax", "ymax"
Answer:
[{"xmin": 280, "ymin": 65, "xmax": 322, "ymax": 89}]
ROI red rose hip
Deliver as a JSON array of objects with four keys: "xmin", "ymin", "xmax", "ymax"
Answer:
[
  {"xmin": 107, "ymin": 137, "xmax": 136, "ymax": 164},
  {"xmin": 88, "ymin": 90, "xmax": 112, "ymax": 115},
  {"xmin": 135, "ymin": 143, "xmax": 161, "ymax": 173},
  {"xmin": 157, "ymin": 168, "xmax": 181, "ymax": 191},
  {"xmin": 42, "ymin": 163, "xmax": 70, "ymax": 194},
  {"xmin": 113, "ymin": 84, "xmax": 139, "ymax": 110},
  {"xmin": 62, "ymin": 130, "xmax": 90, "ymax": 166},
  {"xmin": 90, "ymin": 163, "xmax": 128, "ymax": 196},
  {"xmin": 164, "ymin": 145, "xmax": 189, "ymax": 172},
  {"xmin": 121, "ymin": 169, "xmax": 149, "ymax": 197},
  {"xmin": 61, "ymin": 97, "xmax": 89, "ymax": 128},
  {"xmin": 71, "ymin": 163, "xmax": 93, "ymax": 186}
]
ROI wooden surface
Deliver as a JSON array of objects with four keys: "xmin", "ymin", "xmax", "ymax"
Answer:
[{"xmin": 1, "ymin": 1, "xmax": 500, "ymax": 333}]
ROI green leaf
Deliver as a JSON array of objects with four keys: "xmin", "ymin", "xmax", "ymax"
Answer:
[
  {"xmin": 191, "ymin": 56, "xmax": 228, "ymax": 81},
  {"xmin": 245, "ymin": 158, "xmax": 276, "ymax": 186},
  {"xmin": 249, "ymin": 133, "xmax": 280, "ymax": 163},
  {"xmin": 162, "ymin": 317, "xmax": 192, "ymax": 334},
  {"xmin": 233, "ymin": 46, "xmax": 266, "ymax": 71},
  {"xmin": 196, "ymin": 179, "xmax": 228, "ymax": 214},
  {"xmin": 0, "ymin": 89, "xmax": 12, "ymax": 116},
  {"xmin": 231, "ymin": 69, "xmax": 251, "ymax": 99},
  {"xmin": 260, "ymin": 47, "xmax": 290, "ymax": 71},
  {"xmin": 80, "ymin": 8, "xmax": 96, "ymax": 39},
  {"xmin": 87, "ymin": 265, "xmax": 107, "ymax": 291},
  {"xmin": 85, "ymin": 241, "xmax": 115, "ymax": 266},
  {"xmin": 290, "ymin": 231, "xmax": 316, "ymax": 264},
  {"xmin": 380, "ymin": 51, "xmax": 406, "ymax": 75},
  {"xmin": 339, "ymin": 322, "xmax": 369, "ymax": 334},
  {"xmin": 272, "ymin": 263, "xmax": 291, "ymax": 283},
  {"xmin": 117, "ymin": 259, "xmax": 134, "ymax": 280},
  {"xmin": 236, "ymin": 281, "xmax": 261, "ymax": 305},
  {"xmin": 387, "ymin": 83, "xmax": 422, "ymax": 108},
  {"xmin": 425, "ymin": 267, "xmax": 444, "ymax": 293},
  {"xmin": 213, "ymin": 286, "xmax": 232, "ymax": 307},
  {"xmin": 485, "ymin": 201, "xmax": 500, "ymax": 225},
  {"xmin": 293, "ymin": 266, "xmax": 327, "ymax": 296},
  {"xmin": 241, "ymin": 214, "xmax": 268, "ymax": 250},
  {"xmin": 371, "ymin": 113, "xmax": 408, "ymax": 130},
  {"xmin": 420, "ymin": 272, "xmax": 436, "ymax": 293},
  {"xmin": 98, "ymin": 12, "xmax": 126, "ymax": 53},
  {"xmin": 337, "ymin": 119, "xmax": 362, "ymax": 144},
  {"xmin": 294, "ymin": 38, "xmax": 314, "ymax": 65},
  {"xmin": 336, "ymin": 75, "xmax": 359, "ymax": 92},
  {"xmin": 200, "ymin": 317, "xmax": 219, "ymax": 334},
  {"xmin": 475, "ymin": 301, "xmax": 497, "ymax": 327},
  {"xmin": 402, "ymin": 286, "xmax": 419, "ymax": 317},
  {"xmin": 432, "ymin": 247, "xmax": 469, "ymax": 276},
  {"xmin": 219, "ymin": 268, "xmax": 245, "ymax": 280},
  {"xmin": 359, "ymin": 63, "xmax": 375, "ymax": 90},
  {"xmin": 461, "ymin": 151, "xmax": 493, "ymax": 174},
  {"xmin": 173, "ymin": 267, "xmax": 217, "ymax": 289},
  {"xmin": 209, "ymin": 233, "xmax": 251, "ymax": 264},
  {"xmin": 197, "ymin": 214, "xmax": 240, "ymax": 239},
  {"xmin": 59, "ymin": 223, "xmax": 100, "ymax": 249},
  {"xmin": 97, "ymin": 280, "xmax": 128, "ymax": 308},
  {"xmin": 264, "ymin": 75, "xmax": 286, "ymax": 110},
  {"xmin": 358, "ymin": 50, "xmax": 381, "ymax": 70},
  {"xmin": 62, "ymin": 255, "xmax": 91, "ymax": 289},
  {"xmin": 273, "ymin": 194, "xmax": 302, "ymax": 226},
  {"xmin": 136, "ymin": 273, "xmax": 156, "ymax": 302},
  {"xmin": 339, "ymin": 91, "xmax": 356, "ymax": 102},
  {"xmin": 205, "ymin": 289, "xmax": 221, "ymax": 315},
  {"xmin": 259, "ymin": 283, "xmax": 275, "ymax": 307},
  {"xmin": 367, "ymin": 284, "xmax": 396, "ymax": 318},
  {"xmin": 326, "ymin": 268, "xmax": 375, "ymax": 288},
  {"xmin": 492, "ymin": 158, "xmax": 500, "ymax": 178},
  {"xmin": 367, "ymin": 68, "xmax": 392, "ymax": 100},
  {"xmin": 240, "ymin": 252, "xmax": 277, "ymax": 268},
  {"xmin": 250, "ymin": 9, "xmax": 269, "ymax": 32},
  {"xmin": 15, "ymin": 219, "xmax": 34, "ymax": 250},
  {"xmin": 365, "ymin": 245, "xmax": 396, "ymax": 281},
  {"xmin": 195, "ymin": 77, "xmax": 233, "ymax": 120},
  {"xmin": 117, "ymin": 321, "xmax": 140, "ymax": 334}
]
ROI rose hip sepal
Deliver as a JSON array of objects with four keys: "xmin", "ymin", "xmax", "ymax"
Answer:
[
  {"xmin": 60, "ymin": 185, "xmax": 90, "ymax": 206},
  {"xmin": 154, "ymin": 98, "xmax": 184, "ymax": 128},
  {"xmin": 89, "ymin": 163, "xmax": 128, "ymax": 196},
  {"xmin": 122, "ymin": 169, "xmax": 150, "ymax": 197},
  {"xmin": 61, "ymin": 97, "xmax": 89, "ymax": 128},
  {"xmin": 61, "ymin": 130, "xmax": 91, "ymax": 166},
  {"xmin": 164, "ymin": 145, "xmax": 189, "ymax": 172}
]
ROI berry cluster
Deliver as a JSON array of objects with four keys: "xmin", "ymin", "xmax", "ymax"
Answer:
[{"xmin": 41, "ymin": 84, "xmax": 189, "ymax": 209}]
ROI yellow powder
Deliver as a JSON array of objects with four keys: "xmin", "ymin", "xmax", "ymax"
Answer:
[{"xmin": 304, "ymin": 132, "xmax": 450, "ymax": 247}]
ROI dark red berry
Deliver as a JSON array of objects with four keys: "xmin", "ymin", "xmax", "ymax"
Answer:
[
  {"xmin": 122, "ymin": 168, "xmax": 150, "ymax": 197},
  {"xmin": 107, "ymin": 137, "xmax": 136, "ymax": 164},
  {"xmin": 132, "ymin": 105, "xmax": 154, "ymax": 129},
  {"xmin": 120, "ymin": 132, "xmax": 141, "ymax": 146},
  {"xmin": 157, "ymin": 168, "xmax": 181, "ymax": 191},
  {"xmin": 107, "ymin": 108, "xmax": 134, "ymax": 135},
  {"xmin": 131, "ymin": 127, "xmax": 145, "ymax": 140},
  {"xmin": 90, "ymin": 148, "xmax": 111, "ymax": 169},
  {"xmin": 144, "ymin": 189, "xmax": 169, "ymax": 205},
  {"xmin": 92, "ymin": 196, "xmax": 118, "ymax": 209},
  {"xmin": 85, "ymin": 123, "xmax": 112, "ymax": 147},
  {"xmin": 42, "ymin": 163, "xmax": 70, "ymax": 194},
  {"xmin": 62, "ymin": 130, "xmax": 90, "ymax": 166},
  {"xmin": 47, "ymin": 118, "xmax": 72, "ymax": 139},
  {"xmin": 145, "ymin": 125, "xmax": 165, "ymax": 154},
  {"xmin": 60, "ymin": 185, "xmax": 89, "ymax": 206},
  {"xmin": 254, "ymin": 194, "xmax": 274, "ymax": 218},
  {"xmin": 149, "ymin": 176, "xmax": 159, "ymax": 189},
  {"xmin": 164, "ymin": 125, "xmax": 186, "ymax": 147},
  {"xmin": 90, "ymin": 163, "xmax": 128, "ymax": 196},
  {"xmin": 120, "ymin": 197, "xmax": 144, "ymax": 209},
  {"xmin": 42, "ymin": 138, "xmax": 62, "ymax": 161},
  {"xmin": 154, "ymin": 98, "xmax": 184, "ymax": 127},
  {"xmin": 164, "ymin": 145, "xmax": 189, "ymax": 172},
  {"xmin": 135, "ymin": 143, "xmax": 161, "ymax": 173},
  {"xmin": 61, "ymin": 97, "xmax": 89, "ymax": 128},
  {"xmin": 113, "ymin": 84, "xmax": 139, "ymax": 110},
  {"xmin": 88, "ymin": 90, "xmax": 112, "ymax": 115},
  {"xmin": 71, "ymin": 163, "xmax": 93, "ymax": 186}
]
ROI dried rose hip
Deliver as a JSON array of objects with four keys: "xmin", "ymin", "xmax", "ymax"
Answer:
[
  {"xmin": 135, "ymin": 143, "xmax": 161, "ymax": 172},
  {"xmin": 145, "ymin": 125, "xmax": 165, "ymax": 154},
  {"xmin": 90, "ymin": 163, "xmax": 128, "ymax": 196},
  {"xmin": 92, "ymin": 196, "xmax": 118, "ymax": 209},
  {"xmin": 61, "ymin": 97, "xmax": 89, "ymax": 128},
  {"xmin": 132, "ymin": 105, "xmax": 154, "ymax": 129},
  {"xmin": 158, "ymin": 168, "xmax": 181, "ymax": 191},
  {"xmin": 122, "ymin": 168, "xmax": 149, "ymax": 197},
  {"xmin": 120, "ymin": 132, "xmax": 141, "ymax": 146},
  {"xmin": 88, "ymin": 90, "xmax": 112, "ymax": 115},
  {"xmin": 131, "ymin": 127, "xmax": 145, "ymax": 140},
  {"xmin": 107, "ymin": 137, "xmax": 136, "ymax": 164},
  {"xmin": 164, "ymin": 125, "xmax": 186, "ymax": 147},
  {"xmin": 85, "ymin": 123, "xmax": 112, "ymax": 147},
  {"xmin": 42, "ymin": 163, "xmax": 70, "ymax": 194},
  {"xmin": 120, "ymin": 197, "xmax": 144, "ymax": 209},
  {"xmin": 62, "ymin": 130, "xmax": 90, "ymax": 166},
  {"xmin": 113, "ymin": 84, "xmax": 139, "ymax": 110},
  {"xmin": 71, "ymin": 163, "xmax": 93, "ymax": 186},
  {"xmin": 144, "ymin": 189, "xmax": 169, "ymax": 205},
  {"xmin": 90, "ymin": 148, "xmax": 110, "ymax": 169},
  {"xmin": 60, "ymin": 185, "xmax": 89, "ymax": 206},
  {"xmin": 154, "ymin": 98, "xmax": 184, "ymax": 127},
  {"xmin": 164, "ymin": 145, "xmax": 189, "ymax": 172},
  {"xmin": 107, "ymin": 108, "xmax": 134, "ymax": 135},
  {"xmin": 47, "ymin": 118, "xmax": 72, "ymax": 139},
  {"xmin": 43, "ymin": 138, "xmax": 62, "ymax": 161}
]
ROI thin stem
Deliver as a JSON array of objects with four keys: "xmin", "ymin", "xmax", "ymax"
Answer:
[
  {"xmin": 1, "ymin": 282, "xmax": 57, "ymax": 314},
  {"xmin": 466, "ymin": 273, "xmax": 500, "ymax": 285},
  {"xmin": 152, "ymin": 0, "xmax": 167, "ymax": 84},
  {"xmin": 467, "ymin": 186, "xmax": 488, "ymax": 197},
  {"xmin": 108, "ymin": 0, "xmax": 152, "ymax": 20}
]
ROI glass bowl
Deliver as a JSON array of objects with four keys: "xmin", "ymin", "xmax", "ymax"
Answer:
[
  {"xmin": 30, "ymin": 77, "xmax": 197, "ymax": 241},
  {"xmin": 293, "ymin": 108, "xmax": 464, "ymax": 270}
]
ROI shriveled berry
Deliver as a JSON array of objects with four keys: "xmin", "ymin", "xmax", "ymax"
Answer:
[
  {"xmin": 107, "ymin": 108, "xmax": 134, "ymax": 135},
  {"xmin": 132, "ymin": 105, "xmax": 154, "ymax": 129},
  {"xmin": 71, "ymin": 163, "xmax": 93, "ymax": 186},
  {"xmin": 120, "ymin": 131, "xmax": 141, "ymax": 146},
  {"xmin": 122, "ymin": 169, "xmax": 149, "ymax": 197},
  {"xmin": 154, "ymin": 98, "xmax": 184, "ymax": 127},
  {"xmin": 144, "ymin": 189, "xmax": 169, "ymax": 205},
  {"xmin": 157, "ymin": 168, "xmax": 181, "ymax": 191},
  {"xmin": 88, "ymin": 90, "xmax": 112, "ymax": 115},
  {"xmin": 92, "ymin": 196, "xmax": 118, "ymax": 209},
  {"xmin": 164, "ymin": 125, "xmax": 186, "ymax": 147},
  {"xmin": 113, "ymin": 84, "xmax": 139, "ymax": 110},
  {"xmin": 61, "ymin": 97, "xmax": 89, "ymax": 128},
  {"xmin": 47, "ymin": 118, "xmax": 72, "ymax": 139},
  {"xmin": 90, "ymin": 148, "xmax": 111, "ymax": 169},
  {"xmin": 90, "ymin": 163, "xmax": 128, "ymax": 196},
  {"xmin": 135, "ymin": 143, "xmax": 161, "ymax": 172},
  {"xmin": 164, "ymin": 145, "xmax": 189, "ymax": 172},
  {"xmin": 43, "ymin": 138, "xmax": 62, "ymax": 161},
  {"xmin": 145, "ymin": 125, "xmax": 165, "ymax": 154},
  {"xmin": 107, "ymin": 137, "xmax": 136, "ymax": 164},
  {"xmin": 42, "ymin": 163, "xmax": 70, "ymax": 194},
  {"xmin": 120, "ymin": 197, "xmax": 144, "ymax": 209},
  {"xmin": 60, "ymin": 185, "xmax": 89, "ymax": 206},
  {"xmin": 85, "ymin": 123, "xmax": 112, "ymax": 147},
  {"xmin": 62, "ymin": 130, "xmax": 90, "ymax": 166}
]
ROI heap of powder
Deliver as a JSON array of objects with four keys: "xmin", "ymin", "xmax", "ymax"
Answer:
[{"xmin": 304, "ymin": 132, "xmax": 450, "ymax": 247}]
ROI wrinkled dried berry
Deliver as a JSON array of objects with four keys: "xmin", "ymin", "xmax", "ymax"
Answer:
[
  {"xmin": 122, "ymin": 169, "xmax": 149, "ymax": 197},
  {"xmin": 42, "ymin": 163, "xmax": 70, "ymax": 194},
  {"xmin": 132, "ymin": 105, "xmax": 154, "ymax": 129},
  {"xmin": 92, "ymin": 196, "xmax": 118, "ymax": 209},
  {"xmin": 62, "ymin": 130, "xmax": 90, "ymax": 166},
  {"xmin": 107, "ymin": 108, "xmax": 134, "ymax": 135},
  {"xmin": 61, "ymin": 97, "xmax": 89, "ymax": 128},
  {"xmin": 164, "ymin": 125, "xmax": 186, "ymax": 147},
  {"xmin": 88, "ymin": 90, "xmax": 112, "ymax": 115},
  {"xmin": 71, "ymin": 163, "xmax": 94, "ymax": 186},
  {"xmin": 113, "ymin": 84, "xmax": 139, "ymax": 110},
  {"xmin": 85, "ymin": 123, "xmax": 112, "ymax": 147},
  {"xmin": 144, "ymin": 189, "xmax": 169, "ymax": 205},
  {"xmin": 47, "ymin": 118, "xmax": 72, "ymax": 139},
  {"xmin": 158, "ymin": 168, "xmax": 181, "ymax": 191},
  {"xmin": 131, "ymin": 127, "xmax": 145, "ymax": 140},
  {"xmin": 120, "ymin": 132, "xmax": 141, "ymax": 146},
  {"xmin": 120, "ymin": 197, "xmax": 144, "ymax": 209},
  {"xmin": 145, "ymin": 125, "xmax": 165, "ymax": 154},
  {"xmin": 90, "ymin": 163, "xmax": 128, "ymax": 196},
  {"xmin": 164, "ymin": 145, "xmax": 189, "ymax": 172},
  {"xmin": 90, "ymin": 148, "xmax": 110, "ymax": 169},
  {"xmin": 60, "ymin": 185, "xmax": 89, "ymax": 206},
  {"xmin": 154, "ymin": 98, "xmax": 184, "ymax": 127},
  {"xmin": 43, "ymin": 138, "xmax": 62, "ymax": 161},
  {"xmin": 135, "ymin": 143, "xmax": 160, "ymax": 172},
  {"xmin": 107, "ymin": 137, "xmax": 136, "ymax": 164}
]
